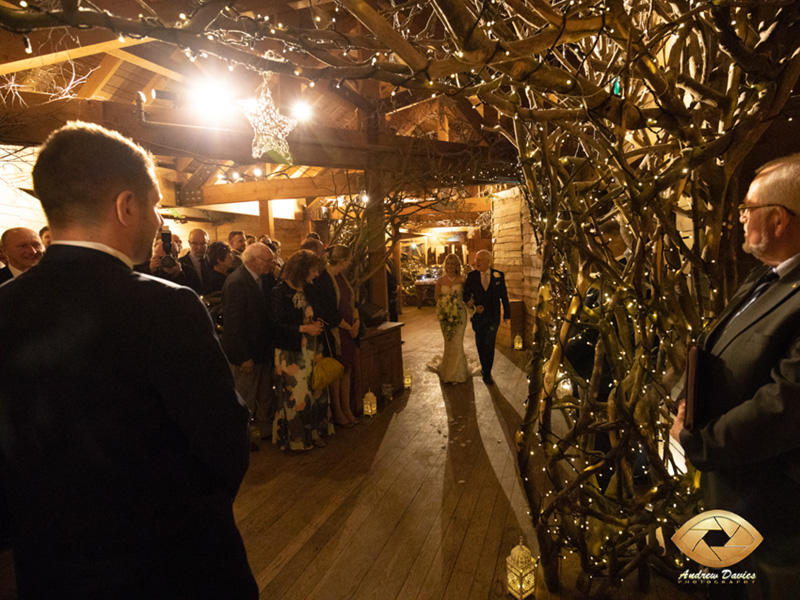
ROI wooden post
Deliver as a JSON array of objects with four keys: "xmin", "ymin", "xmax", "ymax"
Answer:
[
  {"xmin": 393, "ymin": 239, "xmax": 402, "ymax": 315},
  {"xmin": 258, "ymin": 199, "xmax": 274, "ymax": 239}
]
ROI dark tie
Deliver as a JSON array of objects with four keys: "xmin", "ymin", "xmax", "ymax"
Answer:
[{"xmin": 729, "ymin": 268, "xmax": 779, "ymax": 323}]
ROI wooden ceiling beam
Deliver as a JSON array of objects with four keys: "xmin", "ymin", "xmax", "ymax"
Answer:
[
  {"xmin": 0, "ymin": 37, "xmax": 149, "ymax": 76},
  {"xmin": 0, "ymin": 92, "xmax": 517, "ymax": 180},
  {"xmin": 77, "ymin": 54, "xmax": 122, "ymax": 99},
  {"xmin": 202, "ymin": 171, "xmax": 365, "ymax": 204},
  {"xmin": 107, "ymin": 48, "xmax": 187, "ymax": 83}
]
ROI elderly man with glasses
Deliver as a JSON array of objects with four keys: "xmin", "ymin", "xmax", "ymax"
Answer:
[{"xmin": 672, "ymin": 154, "xmax": 800, "ymax": 600}]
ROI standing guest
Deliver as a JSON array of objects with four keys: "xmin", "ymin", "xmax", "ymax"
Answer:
[
  {"xmin": 180, "ymin": 227, "xmax": 213, "ymax": 295},
  {"xmin": 266, "ymin": 240, "xmax": 284, "ymax": 277},
  {"xmin": 258, "ymin": 234, "xmax": 271, "ymax": 245},
  {"xmin": 228, "ymin": 230, "xmax": 246, "ymax": 273},
  {"xmin": 462, "ymin": 249, "xmax": 510, "ymax": 385},
  {"xmin": 0, "ymin": 227, "xmax": 44, "ymax": 284},
  {"xmin": 207, "ymin": 241, "xmax": 234, "ymax": 294},
  {"xmin": 305, "ymin": 232, "xmax": 322, "ymax": 241},
  {"xmin": 269, "ymin": 249, "xmax": 331, "ymax": 451},
  {"xmin": 672, "ymin": 154, "xmax": 800, "ymax": 599},
  {"xmin": 311, "ymin": 245, "xmax": 360, "ymax": 426},
  {"xmin": 38, "ymin": 226, "xmax": 52, "ymax": 248},
  {"xmin": 0, "ymin": 121, "xmax": 256, "ymax": 598},
  {"xmin": 137, "ymin": 233, "xmax": 186, "ymax": 284},
  {"xmin": 222, "ymin": 243, "xmax": 276, "ymax": 451},
  {"xmin": 301, "ymin": 237, "xmax": 326, "ymax": 258},
  {"xmin": 245, "ymin": 234, "xmax": 256, "ymax": 246}
]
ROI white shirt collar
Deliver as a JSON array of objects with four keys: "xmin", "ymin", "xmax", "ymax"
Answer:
[
  {"xmin": 775, "ymin": 252, "xmax": 800, "ymax": 279},
  {"xmin": 8, "ymin": 263, "xmax": 25, "ymax": 278},
  {"xmin": 51, "ymin": 241, "xmax": 134, "ymax": 269}
]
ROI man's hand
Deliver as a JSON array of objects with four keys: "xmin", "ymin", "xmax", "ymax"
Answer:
[
  {"xmin": 670, "ymin": 400, "xmax": 685, "ymax": 442},
  {"xmin": 239, "ymin": 359, "xmax": 254, "ymax": 373},
  {"xmin": 162, "ymin": 262, "xmax": 182, "ymax": 277}
]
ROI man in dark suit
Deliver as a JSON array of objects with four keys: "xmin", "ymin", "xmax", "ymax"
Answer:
[
  {"xmin": 228, "ymin": 229, "xmax": 246, "ymax": 273},
  {"xmin": 222, "ymin": 242, "xmax": 276, "ymax": 449},
  {"xmin": 0, "ymin": 122, "xmax": 257, "ymax": 599},
  {"xmin": 463, "ymin": 249, "xmax": 510, "ymax": 385},
  {"xmin": 672, "ymin": 155, "xmax": 800, "ymax": 600},
  {"xmin": 0, "ymin": 227, "xmax": 44, "ymax": 284},
  {"xmin": 180, "ymin": 227, "xmax": 213, "ymax": 295}
]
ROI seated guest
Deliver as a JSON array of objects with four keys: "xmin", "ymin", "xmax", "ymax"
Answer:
[
  {"xmin": 39, "ymin": 225, "xmax": 52, "ymax": 248},
  {"xmin": 311, "ymin": 245, "xmax": 360, "ymax": 426},
  {"xmin": 179, "ymin": 228, "xmax": 213, "ymax": 295},
  {"xmin": 222, "ymin": 243, "xmax": 276, "ymax": 450},
  {"xmin": 268, "ymin": 250, "xmax": 331, "ymax": 451},
  {"xmin": 0, "ymin": 227, "xmax": 44, "ymax": 284},
  {"xmin": 207, "ymin": 241, "xmax": 234, "ymax": 294}
]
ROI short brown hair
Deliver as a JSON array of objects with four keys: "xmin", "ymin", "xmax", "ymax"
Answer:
[
  {"xmin": 228, "ymin": 230, "xmax": 244, "ymax": 242},
  {"xmin": 32, "ymin": 121, "xmax": 157, "ymax": 228},
  {"xmin": 282, "ymin": 249, "xmax": 320, "ymax": 288},
  {"xmin": 326, "ymin": 244, "xmax": 351, "ymax": 266}
]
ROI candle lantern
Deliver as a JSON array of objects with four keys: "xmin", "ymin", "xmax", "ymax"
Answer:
[
  {"xmin": 363, "ymin": 391, "xmax": 377, "ymax": 416},
  {"xmin": 506, "ymin": 537, "xmax": 537, "ymax": 599},
  {"xmin": 514, "ymin": 334, "xmax": 523, "ymax": 351},
  {"xmin": 403, "ymin": 369, "xmax": 412, "ymax": 389}
]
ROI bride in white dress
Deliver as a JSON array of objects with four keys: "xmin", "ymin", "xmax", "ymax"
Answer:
[{"xmin": 428, "ymin": 254, "xmax": 477, "ymax": 384}]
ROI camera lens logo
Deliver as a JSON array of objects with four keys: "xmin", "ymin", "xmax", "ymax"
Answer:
[{"xmin": 672, "ymin": 510, "xmax": 763, "ymax": 568}]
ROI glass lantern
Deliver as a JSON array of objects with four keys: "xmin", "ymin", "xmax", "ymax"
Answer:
[
  {"xmin": 403, "ymin": 369, "xmax": 412, "ymax": 389},
  {"xmin": 506, "ymin": 537, "xmax": 537, "ymax": 599},
  {"xmin": 363, "ymin": 391, "xmax": 377, "ymax": 416},
  {"xmin": 514, "ymin": 334, "xmax": 523, "ymax": 350}
]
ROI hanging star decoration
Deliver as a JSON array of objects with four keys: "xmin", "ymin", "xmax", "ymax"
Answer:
[{"xmin": 240, "ymin": 72, "xmax": 297, "ymax": 163}]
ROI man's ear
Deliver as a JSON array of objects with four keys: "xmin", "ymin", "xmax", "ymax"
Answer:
[{"xmin": 114, "ymin": 191, "xmax": 137, "ymax": 227}]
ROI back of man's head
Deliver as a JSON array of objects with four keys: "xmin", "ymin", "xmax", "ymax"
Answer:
[
  {"xmin": 242, "ymin": 242, "xmax": 273, "ymax": 272},
  {"xmin": 300, "ymin": 238, "xmax": 325, "ymax": 257},
  {"xmin": 32, "ymin": 121, "xmax": 157, "ymax": 228}
]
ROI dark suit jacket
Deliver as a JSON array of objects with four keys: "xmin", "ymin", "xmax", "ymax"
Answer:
[
  {"xmin": 462, "ymin": 268, "xmax": 511, "ymax": 328},
  {"xmin": 0, "ymin": 266, "xmax": 12, "ymax": 285},
  {"xmin": 179, "ymin": 252, "xmax": 213, "ymax": 295},
  {"xmin": 681, "ymin": 262, "xmax": 800, "ymax": 580},
  {"xmin": 222, "ymin": 264, "xmax": 271, "ymax": 365},
  {"xmin": 0, "ymin": 245, "xmax": 256, "ymax": 599}
]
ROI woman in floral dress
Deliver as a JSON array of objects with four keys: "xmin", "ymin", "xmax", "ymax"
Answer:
[{"xmin": 268, "ymin": 250, "xmax": 332, "ymax": 451}]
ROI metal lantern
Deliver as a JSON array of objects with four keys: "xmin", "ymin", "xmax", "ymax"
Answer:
[
  {"xmin": 403, "ymin": 369, "xmax": 412, "ymax": 389},
  {"xmin": 506, "ymin": 537, "xmax": 537, "ymax": 599},
  {"xmin": 363, "ymin": 391, "xmax": 378, "ymax": 416},
  {"xmin": 514, "ymin": 334, "xmax": 523, "ymax": 351}
]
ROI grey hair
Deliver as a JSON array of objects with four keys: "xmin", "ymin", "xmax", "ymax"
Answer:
[{"xmin": 753, "ymin": 154, "xmax": 800, "ymax": 215}]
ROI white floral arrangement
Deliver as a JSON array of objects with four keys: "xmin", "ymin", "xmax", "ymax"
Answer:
[{"xmin": 436, "ymin": 291, "xmax": 462, "ymax": 341}]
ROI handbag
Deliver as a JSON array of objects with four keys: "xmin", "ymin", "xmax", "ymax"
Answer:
[{"xmin": 311, "ymin": 324, "xmax": 344, "ymax": 391}]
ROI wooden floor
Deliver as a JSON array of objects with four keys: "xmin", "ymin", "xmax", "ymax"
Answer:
[{"xmin": 237, "ymin": 306, "xmax": 538, "ymax": 600}]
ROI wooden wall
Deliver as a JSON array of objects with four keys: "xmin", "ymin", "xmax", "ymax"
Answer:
[{"xmin": 491, "ymin": 187, "xmax": 542, "ymax": 349}]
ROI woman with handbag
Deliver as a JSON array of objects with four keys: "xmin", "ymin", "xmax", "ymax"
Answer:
[
  {"xmin": 268, "ymin": 250, "xmax": 333, "ymax": 451},
  {"xmin": 310, "ymin": 245, "xmax": 360, "ymax": 427}
]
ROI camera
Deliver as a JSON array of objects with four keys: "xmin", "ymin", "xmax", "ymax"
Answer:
[{"xmin": 160, "ymin": 226, "xmax": 177, "ymax": 269}]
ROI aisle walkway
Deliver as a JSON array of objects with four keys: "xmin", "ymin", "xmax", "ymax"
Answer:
[{"xmin": 238, "ymin": 306, "xmax": 537, "ymax": 599}]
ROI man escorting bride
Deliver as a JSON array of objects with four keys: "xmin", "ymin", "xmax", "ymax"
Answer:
[
  {"xmin": 463, "ymin": 250, "xmax": 510, "ymax": 385},
  {"xmin": 429, "ymin": 251, "xmax": 510, "ymax": 385}
]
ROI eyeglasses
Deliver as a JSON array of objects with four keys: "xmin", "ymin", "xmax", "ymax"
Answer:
[{"xmin": 737, "ymin": 203, "xmax": 796, "ymax": 216}]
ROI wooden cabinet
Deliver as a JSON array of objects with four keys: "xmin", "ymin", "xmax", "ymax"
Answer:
[{"xmin": 355, "ymin": 322, "xmax": 404, "ymax": 403}]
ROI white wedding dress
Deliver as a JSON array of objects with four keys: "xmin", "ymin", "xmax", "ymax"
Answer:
[{"xmin": 428, "ymin": 283, "xmax": 479, "ymax": 383}]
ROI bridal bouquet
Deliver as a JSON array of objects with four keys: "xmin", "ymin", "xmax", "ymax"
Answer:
[{"xmin": 436, "ymin": 292, "xmax": 462, "ymax": 341}]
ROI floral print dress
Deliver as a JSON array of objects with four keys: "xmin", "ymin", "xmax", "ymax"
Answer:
[{"xmin": 272, "ymin": 289, "xmax": 332, "ymax": 450}]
